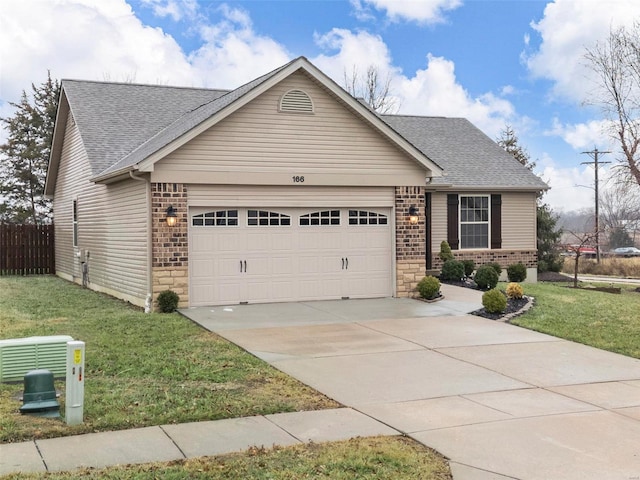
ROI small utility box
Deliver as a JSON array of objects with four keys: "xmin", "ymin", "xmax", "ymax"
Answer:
[
  {"xmin": 19, "ymin": 369, "xmax": 60, "ymax": 418},
  {"xmin": 65, "ymin": 341, "xmax": 85, "ymax": 426}
]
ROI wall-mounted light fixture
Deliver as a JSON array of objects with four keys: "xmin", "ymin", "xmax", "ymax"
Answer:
[
  {"xmin": 409, "ymin": 205, "xmax": 419, "ymax": 225},
  {"xmin": 165, "ymin": 205, "xmax": 177, "ymax": 227}
]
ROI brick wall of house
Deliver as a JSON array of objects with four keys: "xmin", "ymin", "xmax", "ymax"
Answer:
[
  {"xmin": 431, "ymin": 249, "xmax": 538, "ymax": 272},
  {"xmin": 395, "ymin": 186, "xmax": 426, "ymax": 296},
  {"xmin": 151, "ymin": 183, "xmax": 189, "ymax": 308}
]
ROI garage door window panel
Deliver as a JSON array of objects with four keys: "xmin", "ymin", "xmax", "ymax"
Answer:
[
  {"xmin": 192, "ymin": 210, "xmax": 238, "ymax": 227},
  {"xmin": 300, "ymin": 210, "xmax": 340, "ymax": 226},
  {"xmin": 248, "ymin": 210, "xmax": 291, "ymax": 226},
  {"xmin": 348, "ymin": 210, "xmax": 388, "ymax": 225}
]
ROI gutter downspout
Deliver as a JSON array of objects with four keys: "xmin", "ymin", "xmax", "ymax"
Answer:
[{"xmin": 130, "ymin": 170, "xmax": 153, "ymax": 313}]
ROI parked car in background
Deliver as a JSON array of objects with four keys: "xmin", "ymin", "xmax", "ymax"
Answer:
[{"xmin": 611, "ymin": 247, "xmax": 640, "ymax": 257}]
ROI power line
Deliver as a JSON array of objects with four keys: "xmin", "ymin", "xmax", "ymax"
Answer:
[{"xmin": 581, "ymin": 148, "xmax": 611, "ymax": 263}]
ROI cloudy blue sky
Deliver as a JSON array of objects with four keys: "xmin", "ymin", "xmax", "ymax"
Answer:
[{"xmin": 2, "ymin": 0, "xmax": 639, "ymax": 212}]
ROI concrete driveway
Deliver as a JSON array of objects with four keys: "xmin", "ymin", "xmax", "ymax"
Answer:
[{"xmin": 182, "ymin": 284, "xmax": 640, "ymax": 480}]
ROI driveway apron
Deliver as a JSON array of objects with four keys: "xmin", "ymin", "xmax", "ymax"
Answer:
[{"xmin": 181, "ymin": 284, "xmax": 640, "ymax": 480}]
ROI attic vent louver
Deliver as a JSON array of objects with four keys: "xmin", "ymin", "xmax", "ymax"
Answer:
[{"xmin": 280, "ymin": 89, "xmax": 314, "ymax": 113}]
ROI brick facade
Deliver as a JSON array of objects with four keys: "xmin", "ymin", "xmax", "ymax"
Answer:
[
  {"xmin": 395, "ymin": 186, "xmax": 426, "ymax": 297},
  {"xmin": 151, "ymin": 183, "xmax": 189, "ymax": 308},
  {"xmin": 431, "ymin": 249, "xmax": 538, "ymax": 272}
]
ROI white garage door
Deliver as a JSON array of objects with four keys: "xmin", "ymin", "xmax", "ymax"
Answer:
[{"xmin": 189, "ymin": 207, "xmax": 393, "ymax": 306}]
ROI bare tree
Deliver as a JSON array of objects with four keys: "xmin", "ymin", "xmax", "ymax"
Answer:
[
  {"xmin": 566, "ymin": 230, "xmax": 600, "ymax": 288},
  {"xmin": 584, "ymin": 23, "xmax": 640, "ymax": 185},
  {"xmin": 343, "ymin": 65, "xmax": 399, "ymax": 114},
  {"xmin": 599, "ymin": 178, "xmax": 640, "ymax": 246}
]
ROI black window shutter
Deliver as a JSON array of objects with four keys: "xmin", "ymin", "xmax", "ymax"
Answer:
[
  {"xmin": 447, "ymin": 194, "xmax": 459, "ymax": 250},
  {"xmin": 491, "ymin": 194, "xmax": 502, "ymax": 249}
]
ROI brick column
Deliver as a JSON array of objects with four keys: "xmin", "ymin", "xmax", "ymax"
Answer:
[
  {"xmin": 151, "ymin": 183, "xmax": 188, "ymax": 308},
  {"xmin": 395, "ymin": 186, "xmax": 426, "ymax": 297}
]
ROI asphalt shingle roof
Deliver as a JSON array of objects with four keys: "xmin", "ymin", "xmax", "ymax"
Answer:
[
  {"xmin": 382, "ymin": 115, "xmax": 548, "ymax": 190},
  {"xmin": 59, "ymin": 59, "xmax": 547, "ymax": 192},
  {"xmin": 62, "ymin": 80, "xmax": 228, "ymax": 176}
]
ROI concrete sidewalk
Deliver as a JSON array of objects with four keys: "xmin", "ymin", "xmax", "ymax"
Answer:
[{"xmin": 0, "ymin": 408, "xmax": 398, "ymax": 475}]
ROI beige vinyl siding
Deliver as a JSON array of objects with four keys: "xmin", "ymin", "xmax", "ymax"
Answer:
[
  {"xmin": 430, "ymin": 191, "xmax": 537, "ymax": 251},
  {"xmin": 430, "ymin": 192, "xmax": 448, "ymax": 251},
  {"xmin": 188, "ymin": 185, "xmax": 395, "ymax": 208},
  {"xmin": 153, "ymin": 71, "xmax": 427, "ymax": 187},
  {"xmin": 54, "ymin": 114, "xmax": 92, "ymax": 279},
  {"xmin": 52, "ymin": 114, "xmax": 149, "ymax": 306},
  {"xmin": 502, "ymin": 191, "xmax": 537, "ymax": 249}
]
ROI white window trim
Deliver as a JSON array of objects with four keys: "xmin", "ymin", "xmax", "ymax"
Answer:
[{"xmin": 459, "ymin": 194, "xmax": 491, "ymax": 249}]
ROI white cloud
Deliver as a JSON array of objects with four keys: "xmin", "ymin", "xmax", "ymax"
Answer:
[
  {"xmin": 0, "ymin": 0, "xmax": 194, "ymax": 100},
  {"xmin": 396, "ymin": 55, "xmax": 516, "ymax": 137},
  {"xmin": 0, "ymin": 0, "xmax": 291, "ymax": 103},
  {"xmin": 312, "ymin": 28, "xmax": 397, "ymax": 82},
  {"xmin": 546, "ymin": 118, "xmax": 613, "ymax": 150},
  {"xmin": 351, "ymin": 0, "xmax": 462, "ymax": 24},
  {"xmin": 188, "ymin": 5, "xmax": 291, "ymax": 88},
  {"xmin": 525, "ymin": 0, "xmax": 640, "ymax": 103},
  {"xmin": 537, "ymin": 153, "xmax": 599, "ymax": 212},
  {"xmin": 140, "ymin": 0, "xmax": 198, "ymax": 21},
  {"xmin": 312, "ymin": 30, "xmax": 518, "ymax": 138}
]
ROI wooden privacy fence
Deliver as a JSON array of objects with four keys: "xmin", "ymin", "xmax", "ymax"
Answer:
[{"xmin": 0, "ymin": 224, "xmax": 55, "ymax": 275}]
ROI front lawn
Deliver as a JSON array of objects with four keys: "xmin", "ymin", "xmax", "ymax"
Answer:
[
  {"xmin": 511, "ymin": 281, "xmax": 640, "ymax": 359},
  {"xmin": 0, "ymin": 276, "xmax": 338, "ymax": 443}
]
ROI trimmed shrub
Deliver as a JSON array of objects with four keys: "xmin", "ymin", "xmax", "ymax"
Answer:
[
  {"xmin": 157, "ymin": 290, "xmax": 179, "ymax": 313},
  {"xmin": 417, "ymin": 275, "xmax": 441, "ymax": 300},
  {"xmin": 506, "ymin": 282, "xmax": 524, "ymax": 299},
  {"xmin": 440, "ymin": 259, "xmax": 465, "ymax": 281},
  {"xmin": 482, "ymin": 289, "xmax": 507, "ymax": 314},
  {"xmin": 485, "ymin": 262, "xmax": 502, "ymax": 277},
  {"xmin": 474, "ymin": 265, "xmax": 499, "ymax": 290},
  {"xmin": 439, "ymin": 240, "xmax": 454, "ymax": 262},
  {"xmin": 507, "ymin": 263, "xmax": 527, "ymax": 282},
  {"xmin": 462, "ymin": 259, "xmax": 475, "ymax": 277}
]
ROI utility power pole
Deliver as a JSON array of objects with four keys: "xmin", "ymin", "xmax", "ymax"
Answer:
[{"xmin": 581, "ymin": 148, "xmax": 611, "ymax": 263}]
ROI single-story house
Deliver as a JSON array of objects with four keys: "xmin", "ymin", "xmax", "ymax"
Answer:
[{"xmin": 45, "ymin": 57, "xmax": 548, "ymax": 309}]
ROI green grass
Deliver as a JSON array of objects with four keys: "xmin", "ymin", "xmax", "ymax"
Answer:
[
  {"xmin": 0, "ymin": 276, "xmax": 338, "ymax": 443},
  {"xmin": 512, "ymin": 281, "xmax": 640, "ymax": 359},
  {"xmin": 0, "ymin": 437, "xmax": 452, "ymax": 480}
]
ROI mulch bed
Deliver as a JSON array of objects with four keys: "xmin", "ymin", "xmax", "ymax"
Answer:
[
  {"xmin": 471, "ymin": 296, "xmax": 531, "ymax": 321},
  {"xmin": 440, "ymin": 277, "xmax": 533, "ymax": 322}
]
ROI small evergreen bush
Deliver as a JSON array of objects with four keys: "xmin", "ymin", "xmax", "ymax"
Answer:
[
  {"xmin": 440, "ymin": 259, "xmax": 465, "ymax": 281},
  {"xmin": 417, "ymin": 276, "xmax": 441, "ymax": 299},
  {"xmin": 485, "ymin": 262, "xmax": 502, "ymax": 277},
  {"xmin": 462, "ymin": 259, "xmax": 475, "ymax": 277},
  {"xmin": 157, "ymin": 290, "xmax": 179, "ymax": 313},
  {"xmin": 439, "ymin": 241, "xmax": 454, "ymax": 262},
  {"xmin": 507, "ymin": 263, "xmax": 527, "ymax": 282},
  {"xmin": 474, "ymin": 265, "xmax": 499, "ymax": 290},
  {"xmin": 506, "ymin": 282, "xmax": 524, "ymax": 299},
  {"xmin": 482, "ymin": 289, "xmax": 507, "ymax": 314}
]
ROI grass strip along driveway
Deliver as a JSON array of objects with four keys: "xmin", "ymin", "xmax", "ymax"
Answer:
[{"xmin": 0, "ymin": 276, "xmax": 339, "ymax": 443}]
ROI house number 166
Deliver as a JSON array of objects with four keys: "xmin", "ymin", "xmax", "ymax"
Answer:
[{"xmin": 292, "ymin": 176, "xmax": 305, "ymax": 183}]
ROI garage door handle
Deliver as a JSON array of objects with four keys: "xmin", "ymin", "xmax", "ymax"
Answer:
[
  {"xmin": 244, "ymin": 260, "xmax": 247, "ymax": 273},
  {"xmin": 341, "ymin": 258, "xmax": 344, "ymax": 270},
  {"xmin": 345, "ymin": 257, "xmax": 349, "ymax": 270},
  {"xmin": 240, "ymin": 260, "xmax": 243, "ymax": 273}
]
